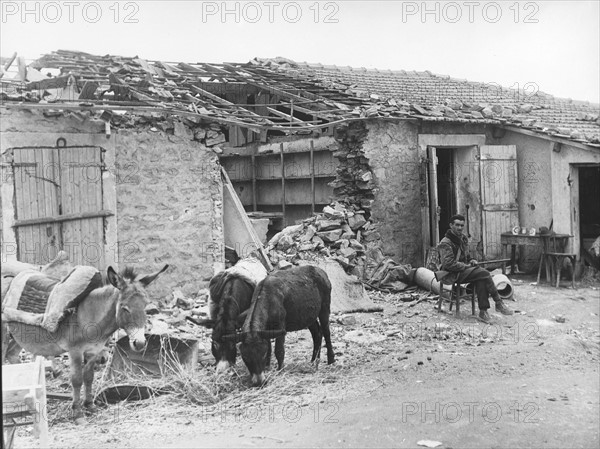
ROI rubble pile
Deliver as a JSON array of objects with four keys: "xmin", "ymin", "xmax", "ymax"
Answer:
[
  {"xmin": 266, "ymin": 200, "xmax": 383, "ymax": 278},
  {"xmin": 141, "ymin": 288, "xmax": 212, "ymax": 342}
]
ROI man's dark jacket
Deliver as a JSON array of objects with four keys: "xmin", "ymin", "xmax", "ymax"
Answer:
[{"xmin": 436, "ymin": 231, "xmax": 477, "ymax": 283}]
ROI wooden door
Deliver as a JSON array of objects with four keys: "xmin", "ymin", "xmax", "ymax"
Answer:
[
  {"xmin": 59, "ymin": 147, "xmax": 105, "ymax": 267},
  {"xmin": 427, "ymin": 146, "xmax": 440, "ymax": 245},
  {"xmin": 479, "ymin": 145, "xmax": 519, "ymax": 259},
  {"xmin": 13, "ymin": 148, "xmax": 62, "ymax": 265},
  {"xmin": 12, "ymin": 146, "xmax": 108, "ymax": 269}
]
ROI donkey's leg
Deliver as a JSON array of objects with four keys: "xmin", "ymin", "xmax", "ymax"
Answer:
[
  {"xmin": 274, "ymin": 336, "xmax": 286, "ymax": 370},
  {"xmin": 319, "ymin": 312, "xmax": 335, "ymax": 365},
  {"xmin": 82, "ymin": 353, "xmax": 98, "ymax": 410},
  {"xmin": 69, "ymin": 350, "xmax": 85, "ymax": 423},
  {"xmin": 308, "ymin": 321, "xmax": 322, "ymax": 362},
  {"xmin": 265, "ymin": 340, "xmax": 272, "ymax": 369}
]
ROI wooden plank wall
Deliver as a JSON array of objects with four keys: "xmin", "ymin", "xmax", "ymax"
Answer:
[{"xmin": 221, "ymin": 141, "xmax": 337, "ymax": 228}]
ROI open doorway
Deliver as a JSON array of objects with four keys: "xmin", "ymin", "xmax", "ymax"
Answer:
[
  {"xmin": 428, "ymin": 145, "xmax": 477, "ymax": 246},
  {"xmin": 436, "ymin": 148, "xmax": 457, "ymax": 239},
  {"xmin": 579, "ymin": 165, "xmax": 600, "ymax": 267}
]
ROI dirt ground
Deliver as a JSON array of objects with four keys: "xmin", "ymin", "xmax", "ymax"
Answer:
[{"xmin": 9, "ymin": 273, "xmax": 600, "ymax": 449}]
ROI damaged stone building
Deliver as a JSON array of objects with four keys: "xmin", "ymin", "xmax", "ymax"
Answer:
[{"xmin": 1, "ymin": 51, "xmax": 599, "ymax": 297}]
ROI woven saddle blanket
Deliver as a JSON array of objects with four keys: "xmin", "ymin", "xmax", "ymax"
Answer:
[{"xmin": 2, "ymin": 266, "xmax": 103, "ymax": 332}]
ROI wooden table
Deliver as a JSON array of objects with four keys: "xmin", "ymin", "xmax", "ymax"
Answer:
[{"xmin": 500, "ymin": 232, "xmax": 572, "ymax": 274}]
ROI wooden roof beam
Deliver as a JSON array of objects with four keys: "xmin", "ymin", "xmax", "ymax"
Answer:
[
  {"xmin": 266, "ymin": 107, "xmax": 314, "ymax": 126},
  {"xmin": 240, "ymin": 81, "xmax": 336, "ymax": 119},
  {"xmin": 190, "ymin": 84, "xmax": 281, "ymax": 127},
  {"xmin": 190, "ymin": 84, "xmax": 235, "ymax": 105}
]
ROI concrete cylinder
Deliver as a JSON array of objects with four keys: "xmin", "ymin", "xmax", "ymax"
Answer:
[
  {"xmin": 492, "ymin": 273, "xmax": 514, "ymax": 300},
  {"xmin": 415, "ymin": 268, "xmax": 513, "ymax": 301},
  {"xmin": 414, "ymin": 267, "xmax": 452, "ymax": 298}
]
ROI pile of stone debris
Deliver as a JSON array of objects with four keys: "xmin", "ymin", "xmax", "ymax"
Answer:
[
  {"xmin": 142, "ymin": 288, "xmax": 211, "ymax": 340},
  {"xmin": 266, "ymin": 201, "xmax": 380, "ymax": 277}
]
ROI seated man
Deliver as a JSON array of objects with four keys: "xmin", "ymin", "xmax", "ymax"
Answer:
[{"xmin": 437, "ymin": 214, "xmax": 513, "ymax": 323}]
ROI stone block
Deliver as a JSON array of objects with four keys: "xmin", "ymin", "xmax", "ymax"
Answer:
[
  {"xmin": 347, "ymin": 213, "xmax": 367, "ymax": 231},
  {"xmin": 299, "ymin": 225, "xmax": 317, "ymax": 242},
  {"xmin": 317, "ymin": 229, "xmax": 343, "ymax": 243},
  {"xmin": 323, "ymin": 205, "xmax": 344, "ymax": 219},
  {"xmin": 339, "ymin": 247, "xmax": 357, "ymax": 259},
  {"xmin": 316, "ymin": 219, "xmax": 342, "ymax": 231}
]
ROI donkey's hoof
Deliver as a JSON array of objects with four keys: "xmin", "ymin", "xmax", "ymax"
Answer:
[
  {"xmin": 74, "ymin": 417, "xmax": 86, "ymax": 425},
  {"xmin": 83, "ymin": 404, "xmax": 98, "ymax": 415}
]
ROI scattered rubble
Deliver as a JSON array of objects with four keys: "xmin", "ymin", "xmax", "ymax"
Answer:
[{"xmin": 141, "ymin": 288, "xmax": 212, "ymax": 341}]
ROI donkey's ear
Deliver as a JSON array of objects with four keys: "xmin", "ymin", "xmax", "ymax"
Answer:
[
  {"xmin": 138, "ymin": 264, "xmax": 169, "ymax": 287},
  {"xmin": 107, "ymin": 266, "xmax": 123, "ymax": 289}
]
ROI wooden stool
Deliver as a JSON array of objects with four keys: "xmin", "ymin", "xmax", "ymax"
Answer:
[
  {"xmin": 544, "ymin": 252, "xmax": 577, "ymax": 288},
  {"xmin": 437, "ymin": 281, "xmax": 476, "ymax": 317},
  {"xmin": 537, "ymin": 233, "xmax": 576, "ymax": 288}
]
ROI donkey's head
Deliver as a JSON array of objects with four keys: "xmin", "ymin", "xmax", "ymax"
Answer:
[
  {"xmin": 222, "ymin": 329, "xmax": 285, "ymax": 386},
  {"xmin": 107, "ymin": 264, "xmax": 169, "ymax": 352}
]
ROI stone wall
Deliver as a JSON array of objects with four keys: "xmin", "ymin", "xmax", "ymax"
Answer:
[
  {"xmin": 362, "ymin": 120, "xmax": 422, "ymax": 266},
  {"xmin": 113, "ymin": 128, "xmax": 222, "ymax": 297},
  {"xmin": 330, "ymin": 120, "xmax": 422, "ymax": 266}
]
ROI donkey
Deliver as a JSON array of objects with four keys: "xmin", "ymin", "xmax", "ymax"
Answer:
[
  {"xmin": 186, "ymin": 257, "xmax": 267, "ymax": 373},
  {"xmin": 223, "ymin": 265, "xmax": 335, "ymax": 386},
  {"xmin": 4, "ymin": 264, "xmax": 168, "ymax": 424}
]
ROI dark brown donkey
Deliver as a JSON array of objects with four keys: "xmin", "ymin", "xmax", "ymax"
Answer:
[
  {"xmin": 5, "ymin": 264, "xmax": 168, "ymax": 424},
  {"xmin": 223, "ymin": 265, "xmax": 335, "ymax": 386}
]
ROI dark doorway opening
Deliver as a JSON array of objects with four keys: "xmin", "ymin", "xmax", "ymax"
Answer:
[
  {"xmin": 579, "ymin": 165, "xmax": 600, "ymax": 262},
  {"xmin": 436, "ymin": 149, "xmax": 457, "ymax": 238}
]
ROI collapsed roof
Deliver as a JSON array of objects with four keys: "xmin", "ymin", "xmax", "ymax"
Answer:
[
  {"xmin": 1, "ymin": 50, "xmax": 598, "ymax": 146},
  {"xmin": 256, "ymin": 57, "xmax": 600, "ymax": 146}
]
